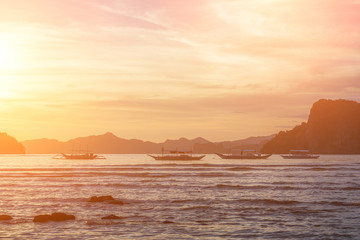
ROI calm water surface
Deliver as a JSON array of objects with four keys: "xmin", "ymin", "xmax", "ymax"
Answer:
[{"xmin": 0, "ymin": 154, "xmax": 360, "ymax": 239}]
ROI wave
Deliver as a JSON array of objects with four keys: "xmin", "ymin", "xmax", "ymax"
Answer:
[
  {"xmin": 307, "ymin": 167, "xmax": 343, "ymax": 171},
  {"xmin": 0, "ymin": 172, "xmax": 175, "ymax": 178},
  {"xmin": 198, "ymin": 172, "xmax": 235, "ymax": 178},
  {"xmin": 343, "ymin": 187, "xmax": 360, "ymax": 191},
  {"xmin": 290, "ymin": 208, "xmax": 335, "ymax": 215},
  {"xmin": 86, "ymin": 220, "xmax": 124, "ymax": 226},
  {"xmin": 214, "ymin": 184, "xmax": 303, "ymax": 191},
  {"xmin": 273, "ymin": 186, "xmax": 303, "ymax": 190},
  {"xmin": 269, "ymin": 181, "xmax": 345, "ymax": 186},
  {"xmin": 237, "ymin": 199, "xmax": 300, "ymax": 205},
  {"xmin": 312, "ymin": 186, "xmax": 360, "ymax": 191},
  {"xmin": 270, "ymin": 181, "xmax": 289, "ymax": 185},
  {"xmin": 182, "ymin": 205, "xmax": 214, "ymax": 211},
  {"xmin": 25, "ymin": 197, "xmax": 360, "ymax": 208},
  {"xmin": 171, "ymin": 199, "xmax": 194, "ymax": 204},
  {"xmin": 215, "ymin": 184, "xmax": 269, "ymax": 190},
  {"xmin": 329, "ymin": 201, "xmax": 360, "ymax": 207},
  {"xmin": 227, "ymin": 167, "xmax": 255, "ymax": 171}
]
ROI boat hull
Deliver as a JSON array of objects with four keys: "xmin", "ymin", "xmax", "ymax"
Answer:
[
  {"xmin": 62, "ymin": 156, "xmax": 97, "ymax": 160},
  {"xmin": 216, "ymin": 153, "xmax": 272, "ymax": 159},
  {"xmin": 55, "ymin": 153, "xmax": 106, "ymax": 160},
  {"xmin": 148, "ymin": 155, "xmax": 205, "ymax": 161},
  {"xmin": 281, "ymin": 155, "xmax": 319, "ymax": 159}
]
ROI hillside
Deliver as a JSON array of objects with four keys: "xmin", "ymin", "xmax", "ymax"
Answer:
[
  {"xmin": 261, "ymin": 99, "xmax": 360, "ymax": 154},
  {"xmin": 22, "ymin": 132, "xmax": 159, "ymax": 154},
  {"xmin": 0, "ymin": 132, "xmax": 25, "ymax": 154},
  {"xmin": 22, "ymin": 132, "xmax": 273, "ymax": 154},
  {"xmin": 193, "ymin": 135, "xmax": 275, "ymax": 154}
]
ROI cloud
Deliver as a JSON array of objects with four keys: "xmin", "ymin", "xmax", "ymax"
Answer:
[
  {"xmin": 1, "ymin": 0, "xmax": 360, "ymax": 141},
  {"xmin": 294, "ymin": 75, "xmax": 360, "ymax": 93}
]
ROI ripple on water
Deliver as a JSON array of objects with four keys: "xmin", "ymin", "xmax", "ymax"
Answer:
[{"xmin": 1, "ymin": 155, "xmax": 360, "ymax": 239}]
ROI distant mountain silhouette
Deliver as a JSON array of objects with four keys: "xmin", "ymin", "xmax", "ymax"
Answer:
[
  {"xmin": 0, "ymin": 132, "xmax": 25, "ymax": 154},
  {"xmin": 22, "ymin": 132, "xmax": 158, "ymax": 154},
  {"xmin": 193, "ymin": 135, "xmax": 274, "ymax": 154},
  {"xmin": 162, "ymin": 137, "xmax": 210, "ymax": 151},
  {"xmin": 261, "ymin": 99, "xmax": 360, "ymax": 154},
  {"xmin": 22, "ymin": 132, "xmax": 273, "ymax": 154}
]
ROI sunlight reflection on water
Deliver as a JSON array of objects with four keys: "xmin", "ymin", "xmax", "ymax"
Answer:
[{"xmin": 0, "ymin": 154, "xmax": 360, "ymax": 239}]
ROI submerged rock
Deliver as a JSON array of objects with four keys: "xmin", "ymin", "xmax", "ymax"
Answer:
[
  {"xmin": 51, "ymin": 212, "xmax": 75, "ymax": 221},
  {"xmin": 0, "ymin": 215, "xmax": 12, "ymax": 221},
  {"xmin": 163, "ymin": 220, "xmax": 174, "ymax": 224},
  {"xmin": 88, "ymin": 195, "xmax": 126, "ymax": 206},
  {"xmin": 89, "ymin": 195, "xmax": 115, "ymax": 202},
  {"xmin": 101, "ymin": 214, "xmax": 122, "ymax": 220},
  {"xmin": 33, "ymin": 215, "xmax": 52, "ymax": 223},
  {"xmin": 33, "ymin": 212, "xmax": 75, "ymax": 222},
  {"xmin": 109, "ymin": 200, "xmax": 124, "ymax": 205}
]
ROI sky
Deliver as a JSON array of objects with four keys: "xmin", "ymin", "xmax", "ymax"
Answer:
[{"xmin": 1, "ymin": 0, "xmax": 360, "ymax": 142}]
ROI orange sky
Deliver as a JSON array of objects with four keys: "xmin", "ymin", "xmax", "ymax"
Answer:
[{"xmin": 1, "ymin": 0, "xmax": 360, "ymax": 142}]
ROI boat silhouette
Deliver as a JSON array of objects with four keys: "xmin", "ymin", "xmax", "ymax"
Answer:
[
  {"xmin": 149, "ymin": 148, "xmax": 205, "ymax": 161},
  {"xmin": 281, "ymin": 150, "xmax": 319, "ymax": 159},
  {"xmin": 53, "ymin": 145, "xmax": 106, "ymax": 160},
  {"xmin": 216, "ymin": 149, "xmax": 271, "ymax": 159}
]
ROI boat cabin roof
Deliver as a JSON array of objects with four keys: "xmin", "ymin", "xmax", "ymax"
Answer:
[
  {"xmin": 169, "ymin": 150, "xmax": 192, "ymax": 154},
  {"xmin": 231, "ymin": 149, "xmax": 256, "ymax": 152},
  {"xmin": 290, "ymin": 150, "xmax": 310, "ymax": 153}
]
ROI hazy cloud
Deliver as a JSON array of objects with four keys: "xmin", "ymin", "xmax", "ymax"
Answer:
[{"xmin": 1, "ymin": 0, "xmax": 359, "ymax": 141}]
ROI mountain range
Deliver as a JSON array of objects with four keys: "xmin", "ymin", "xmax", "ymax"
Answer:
[
  {"xmin": 2, "ymin": 98, "xmax": 360, "ymax": 154},
  {"xmin": 21, "ymin": 133, "xmax": 273, "ymax": 154}
]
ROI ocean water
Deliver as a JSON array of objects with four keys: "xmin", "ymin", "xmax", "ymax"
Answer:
[{"xmin": 0, "ymin": 154, "xmax": 360, "ymax": 239}]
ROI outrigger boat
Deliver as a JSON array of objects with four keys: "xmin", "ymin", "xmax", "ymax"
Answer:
[
  {"xmin": 148, "ymin": 149, "xmax": 205, "ymax": 161},
  {"xmin": 216, "ymin": 150, "xmax": 272, "ymax": 159},
  {"xmin": 281, "ymin": 150, "xmax": 319, "ymax": 159},
  {"xmin": 53, "ymin": 146, "xmax": 106, "ymax": 160},
  {"xmin": 55, "ymin": 152, "xmax": 106, "ymax": 160}
]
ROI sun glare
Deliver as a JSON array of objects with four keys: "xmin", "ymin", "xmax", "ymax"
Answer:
[{"xmin": 0, "ymin": 37, "xmax": 18, "ymax": 70}]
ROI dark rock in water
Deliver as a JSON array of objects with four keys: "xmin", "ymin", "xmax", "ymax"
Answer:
[
  {"xmin": 33, "ymin": 215, "xmax": 52, "ymax": 223},
  {"xmin": 0, "ymin": 215, "xmax": 12, "ymax": 221},
  {"xmin": 89, "ymin": 195, "xmax": 115, "ymax": 202},
  {"xmin": 88, "ymin": 195, "xmax": 125, "ymax": 205},
  {"xmin": 51, "ymin": 212, "xmax": 75, "ymax": 221},
  {"xmin": 163, "ymin": 220, "xmax": 174, "ymax": 224},
  {"xmin": 33, "ymin": 213, "xmax": 75, "ymax": 222},
  {"xmin": 109, "ymin": 200, "xmax": 124, "ymax": 205},
  {"xmin": 101, "ymin": 214, "xmax": 122, "ymax": 220}
]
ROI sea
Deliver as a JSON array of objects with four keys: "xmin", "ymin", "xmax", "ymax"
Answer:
[{"xmin": 0, "ymin": 154, "xmax": 360, "ymax": 239}]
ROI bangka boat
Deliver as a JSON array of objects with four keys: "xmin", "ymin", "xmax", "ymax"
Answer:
[
  {"xmin": 281, "ymin": 150, "xmax": 319, "ymax": 159},
  {"xmin": 53, "ymin": 152, "xmax": 106, "ymax": 160},
  {"xmin": 148, "ymin": 150, "xmax": 205, "ymax": 161},
  {"xmin": 53, "ymin": 145, "xmax": 106, "ymax": 160},
  {"xmin": 216, "ymin": 150, "xmax": 272, "ymax": 159}
]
